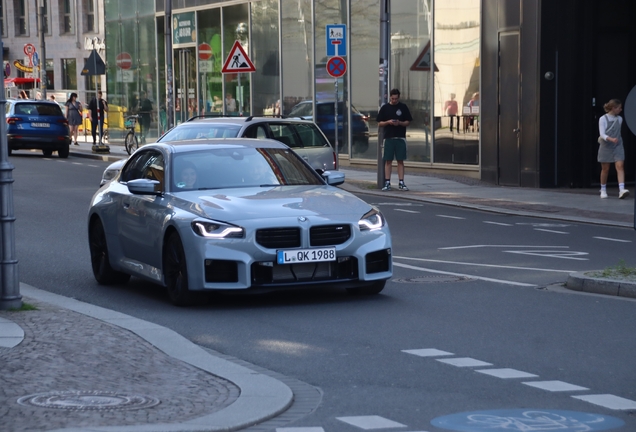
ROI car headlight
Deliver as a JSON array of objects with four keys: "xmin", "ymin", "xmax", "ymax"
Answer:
[
  {"xmin": 358, "ymin": 208, "xmax": 384, "ymax": 231},
  {"xmin": 101, "ymin": 168, "xmax": 120, "ymax": 184},
  {"xmin": 191, "ymin": 219, "xmax": 244, "ymax": 238}
]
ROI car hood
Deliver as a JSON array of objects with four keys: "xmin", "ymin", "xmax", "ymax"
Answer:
[{"xmin": 173, "ymin": 185, "xmax": 372, "ymax": 222}]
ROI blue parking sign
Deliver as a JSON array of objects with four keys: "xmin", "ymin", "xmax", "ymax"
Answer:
[{"xmin": 326, "ymin": 24, "xmax": 347, "ymax": 57}]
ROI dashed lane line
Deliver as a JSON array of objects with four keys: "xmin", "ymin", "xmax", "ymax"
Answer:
[
  {"xmin": 436, "ymin": 214, "xmax": 465, "ymax": 220},
  {"xmin": 336, "ymin": 415, "xmax": 407, "ymax": 429},
  {"xmin": 534, "ymin": 228, "xmax": 569, "ymax": 234},
  {"xmin": 437, "ymin": 357, "xmax": 493, "ymax": 367},
  {"xmin": 393, "ymin": 262, "xmax": 536, "ymax": 287},
  {"xmin": 439, "ymin": 245, "xmax": 569, "ymax": 250},
  {"xmin": 483, "ymin": 221, "xmax": 514, "ymax": 226},
  {"xmin": 593, "ymin": 236, "xmax": 632, "ymax": 243},
  {"xmin": 394, "ymin": 208, "xmax": 420, "ymax": 214},
  {"xmin": 402, "ymin": 348, "xmax": 454, "ymax": 357},
  {"xmin": 476, "ymin": 368, "xmax": 539, "ymax": 379},
  {"xmin": 393, "ymin": 256, "xmax": 575, "ymax": 273},
  {"xmin": 522, "ymin": 380, "xmax": 589, "ymax": 392},
  {"xmin": 572, "ymin": 394, "xmax": 636, "ymax": 410}
]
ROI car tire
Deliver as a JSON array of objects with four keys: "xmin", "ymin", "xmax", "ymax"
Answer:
[
  {"xmin": 89, "ymin": 219, "xmax": 131, "ymax": 285},
  {"xmin": 163, "ymin": 232, "xmax": 195, "ymax": 306},
  {"xmin": 58, "ymin": 146, "xmax": 70, "ymax": 158},
  {"xmin": 42, "ymin": 149, "xmax": 53, "ymax": 157},
  {"xmin": 346, "ymin": 280, "xmax": 386, "ymax": 295}
]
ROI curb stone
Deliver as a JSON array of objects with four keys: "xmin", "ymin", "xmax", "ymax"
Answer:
[{"xmin": 566, "ymin": 272, "xmax": 636, "ymax": 299}]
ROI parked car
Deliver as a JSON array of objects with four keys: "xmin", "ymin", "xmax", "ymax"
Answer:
[
  {"xmin": 99, "ymin": 115, "xmax": 338, "ymax": 186},
  {"xmin": 88, "ymin": 139, "xmax": 392, "ymax": 306},
  {"xmin": 288, "ymin": 101, "xmax": 370, "ymax": 152},
  {"xmin": 5, "ymin": 99, "xmax": 71, "ymax": 158}
]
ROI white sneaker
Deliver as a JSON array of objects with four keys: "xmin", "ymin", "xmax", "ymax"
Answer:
[
  {"xmin": 619, "ymin": 189, "xmax": 629, "ymax": 199},
  {"xmin": 600, "ymin": 190, "xmax": 608, "ymax": 199}
]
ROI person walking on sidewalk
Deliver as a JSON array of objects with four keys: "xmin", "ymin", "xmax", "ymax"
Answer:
[
  {"xmin": 88, "ymin": 91, "xmax": 108, "ymax": 145},
  {"xmin": 377, "ymin": 88, "xmax": 413, "ymax": 191},
  {"xmin": 64, "ymin": 93, "xmax": 82, "ymax": 146},
  {"xmin": 598, "ymin": 98, "xmax": 629, "ymax": 199}
]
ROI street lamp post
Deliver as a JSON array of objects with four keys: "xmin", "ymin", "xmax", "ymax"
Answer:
[
  {"xmin": 0, "ymin": 40, "xmax": 22, "ymax": 310},
  {"xmin": 378, "ymin": 0, "xmax": 390, "ymax": 188}
]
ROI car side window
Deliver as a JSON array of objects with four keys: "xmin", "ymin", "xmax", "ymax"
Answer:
[
  {"xmin": 120, "ymin": 150, "xmax": 165, "ymax": 190},
  {"xmin": 243, "ymin": 125, "xmax": 268, "ymax": 139},
  {"xmin": 294, "ymin": 124, "xmax": 329, "ymax": 148},
  {"xmin": 269, "ymin": 124, "xmax": 300, "ymax": 148}
]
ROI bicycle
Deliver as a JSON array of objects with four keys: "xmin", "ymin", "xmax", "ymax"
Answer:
[{"xmin": 124, "ymin": 115, "xmax": 140, "ymax": 155}]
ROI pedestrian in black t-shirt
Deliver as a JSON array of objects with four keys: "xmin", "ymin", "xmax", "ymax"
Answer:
[
  {"xmin": 88, "ymin": 91, "xmax": 108, "ymax": 144},
  {"xmin": 376, "ymin": 88, "xmax": 413, "ymax": 191}
]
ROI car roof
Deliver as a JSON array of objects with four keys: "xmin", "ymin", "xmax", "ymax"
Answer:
[
  {"xmin": 141, "ymin": 138, "xmax": 290, "ymax": 153},
  {"xmin": 184, "ymin": 115, "xmax": 316, "ymax": 126}
]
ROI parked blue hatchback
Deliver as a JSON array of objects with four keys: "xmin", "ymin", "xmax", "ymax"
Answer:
[
  {"xmin": 288, "ymin": 101, "xmax": 370, "ymax": 152},
  {"xmin": 6, "ymin": 99, "xmax": 71, "ymax": 158}
]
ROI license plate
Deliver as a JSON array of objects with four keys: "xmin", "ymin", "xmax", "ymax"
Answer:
[
  {"xmin": 277, "ymin": 247, "xmax": 336, "ymax": 264},
  {"xmin": 31, "ymin": 122, "xmax": 50, "ymax": 128}
]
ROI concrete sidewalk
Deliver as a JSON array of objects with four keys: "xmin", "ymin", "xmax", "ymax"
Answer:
[{"xmin": 1, "ymin": 141, "xmax": 633, "ymax": 432}]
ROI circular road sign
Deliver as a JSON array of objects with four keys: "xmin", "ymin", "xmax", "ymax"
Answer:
[
  {"xmin": 198, "ymin": 43, "xmax": 212, "ymax": 61},
  {"xmin": 116, "ymin": 52, "xmax": 132, "ymax": 70},
  {"xmin": 24, "ymin": 43, "xmax": 36, "ymax": 56},
  {"xmin": 5, "ymin": 62, "xmax": 11, "ymax": 78},
  {"xmin": 326, "ymin": 56, "xmax": 347, "ymax": 78},
  {"xmin": 624, "ymin": 84, "xmax": 636, "ymax": 137}
]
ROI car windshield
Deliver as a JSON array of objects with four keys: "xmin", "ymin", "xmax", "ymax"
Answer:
[
  {"xmin": 15, "ymin": 103, "xmax": 63, "ymax": 116},
  {"xmin": 160, "ymin": 123, "xmax": 242, "ymax": 142},
  {"xmin": 171, "ymin": 147, "xmax": 324, "ymax": 191}
]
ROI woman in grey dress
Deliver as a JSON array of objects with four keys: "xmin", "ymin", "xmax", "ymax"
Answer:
[
  {"xmin": 598, "ymin": 99, "xmax": 628, "ymax": 199},
  {"xmin": 65, "ymin": 93, "xmax": 83, "ymax": 146}
]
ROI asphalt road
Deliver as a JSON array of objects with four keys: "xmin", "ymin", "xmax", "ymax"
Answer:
[{"xmin": 9, "ymin": 154, "xmax": 636, "ymax": 431}]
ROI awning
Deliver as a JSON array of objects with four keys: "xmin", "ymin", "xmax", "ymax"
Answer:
[{"xmin": 4, "ymin": 77, "xmax": 40, "ymax": 86}]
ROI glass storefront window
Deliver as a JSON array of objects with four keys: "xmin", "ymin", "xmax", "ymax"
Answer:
[
  {"xmin": 197, "ymin": 8, "xmax": 222, "ymax": 115},
  {"xmin": 432, "ymin": 0, "xmax": 480, "ymax": 165},
  {"xmin": 315, "ymin": 0, "xmax": 349, "ymax": 154},
  {"xmin": 390, "ymin": 0, "xmax": 432, "ymax": 163},
  {"xmin": 350, "ymin": 0, "xmax": 380, "ymax": 159},
  {"xmin": 280, "ymin": 0, "xmax": 313, "ymax": 115},
  {"xmin": 251, "ymin": 0, "xmax": 280, "ymax": 117},
  {"xmin": 222, "ymin": 4, "xmax": 250, "ymax": 116}
]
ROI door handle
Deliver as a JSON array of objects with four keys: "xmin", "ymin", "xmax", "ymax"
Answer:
[
  {"xmin": 123, "ymin": 202, "xmax": 130, "ymax": 209},
  {"xmin": 513, "ymin": 128, "xmax": 520, "ymax": 134}
]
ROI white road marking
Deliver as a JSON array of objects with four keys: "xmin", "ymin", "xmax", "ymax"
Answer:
[
  {"xmin": 336, "ymin": 415, "xmax": 406, "ymax": 429},
  {"xmin": 476, "ymin": 368, "xmax": 538, "ymax": 379},
  {"xmin": 402, "ymin": 348, "xmax": 453, "ymax": 357},
  {"xmin": 373, "ymin": 202, "xmax": 423, "ymax": 207},
  {"xmin": 505, "ymin": 250, "xmax": 588, "ymax": 261},
  {"xmin": 483, "ymin": 221, "xmax": 513, "ymax": 226},
  {"xmin": 277, "ymin": 428, "xmax": 325, "ymax": 432},
  {"xmin": 534, "ymin": 228, "xmax": 569, "ymax": 234},
  {"xmin": 593, "ymin": 236, "xmax": 632, "ymax": 243},
  {"xmin": 87, "ymin": 164, "xmax": 100, "ymax": 167},
  {"xmin": 395, "ymin": 208, "xmax": 420, "ymax": 214},
  {"xmin": 393, "ymin": 256, "xmax": 575, "ymax": 273},
  {"xmin": 437, "ymin": 214, "xmax": 465, "ymax": 220},
  {"xmin": 437, "ymin": 358, "xmax": 493, "ymax": 367},
  {"xmin": 440, "ymin": 245, "xmax": 569, "ymax": 250},
  {"xmin": 393, "ymin": 262, "xmax": 536, "ymax": 287},
  {"xmin": 522, "ymin": 380, "xmax": 588, "ymax": 392},
  {"xmin": 71, "ymin": 162, "xmax": 84, "ymax": 165},
  {"xmin": 572, "ymin": 394, "xmax": 636, "ymax": 410}
]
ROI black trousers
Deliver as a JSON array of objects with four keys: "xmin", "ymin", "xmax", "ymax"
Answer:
[{"xmin": 91, "ymin": 118, "xmax": 104, "ymax": 143}]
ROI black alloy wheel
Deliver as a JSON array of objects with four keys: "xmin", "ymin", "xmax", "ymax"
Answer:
[
  {"xmin": 163, "ymin": 232, "xmax": 195, "ymax": 306},
  {"xmin": 58, "ymin": 146, "xmax": 70, "ymax": 158},
  {"xmin": 89, "ymin": 219, "xmax": 131, "ymax": 285}
]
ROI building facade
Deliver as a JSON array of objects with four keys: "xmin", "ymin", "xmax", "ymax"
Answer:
[{"xmin": 2, "ymin": 0, "xmax": 106, "ymax": 102}]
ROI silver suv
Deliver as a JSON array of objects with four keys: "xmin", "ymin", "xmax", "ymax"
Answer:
[
  {"xmin": 158, "ymin": 116, "xmax": 337, "ymax": 173},
  {"xmin": 99, "ymin": 116, "xmax": 338, "ymax": 186}
]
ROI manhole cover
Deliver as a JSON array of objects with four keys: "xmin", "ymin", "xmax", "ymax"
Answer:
[
  {"xmin": 393, "ymin": 275, "xmax": 473, "ymax": 284},
  {"xmin": 17, "ymin": 391, "xmax": 160, "ymax": 411}
]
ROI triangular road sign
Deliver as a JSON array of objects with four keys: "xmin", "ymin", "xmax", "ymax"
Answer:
[
  {"xmin": 221, "ymin": 41, "xmax": 256, "ymax": 74},
  {"xmin": 410, "ymin": 41, "xmax": 439, "ymax": 72}
]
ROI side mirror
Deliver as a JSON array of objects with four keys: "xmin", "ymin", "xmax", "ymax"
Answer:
[
  {"xmin": 322, "ymin": 171, "xmax": 345, "ymax": 186},
  {"xmin": 127, "ymin": 178, "xmax": 161, "ymax": 195}
]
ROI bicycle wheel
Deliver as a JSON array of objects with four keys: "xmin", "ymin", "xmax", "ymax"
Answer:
[{"xmin": 124, "ymin": 131, "xmax": 139, "ymax": 155}]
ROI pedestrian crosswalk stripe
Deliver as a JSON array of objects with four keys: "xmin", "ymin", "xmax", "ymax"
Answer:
[
  {"xmin": 402, "ymin": 348, "xmax": 453, "ymax": 357},
  {"xmin": 476, "ymin": 368, "xmax": 538, "ymax": 379},
  {"xmin": 437, "ymin": 357, "xmax": 493, "ymax": 367},
  {"xmin": 522, "ymin": 380, "xmax": 588, "ymax": 392},
  {"xmin": 336, "ymin": 415, "xmax": 407, "ymax": 429},
  {"xmin": 572, "ymin": 394, "xmax": 636, "ymax": 410}
]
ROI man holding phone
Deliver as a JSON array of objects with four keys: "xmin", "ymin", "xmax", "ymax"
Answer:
[{"xmin": 376, "ymin": 88, "xmax": 413, "ymax": 191}]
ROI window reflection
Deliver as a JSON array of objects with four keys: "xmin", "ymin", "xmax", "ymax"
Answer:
[
  {"xmin": 223, "ymin": 4, "xmax": 250, "ymax": 116},
  {"xmin": 433, "ymin": 0, "xmax": 480, "ymax": 165},
  {"xmin": 251, "ymin": 0, "xmax": 280, "ymax": 117},
  {"xmin": 281, "ymin": 0, "xmax": 313, "ymax": 115},
  {"xmin": 389, "ymin": 0, "xmax": 432, "ymax": 163}
]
